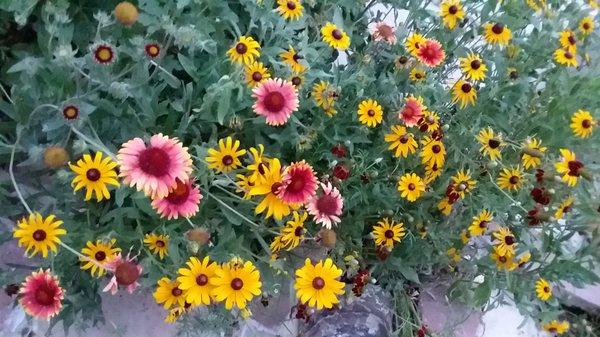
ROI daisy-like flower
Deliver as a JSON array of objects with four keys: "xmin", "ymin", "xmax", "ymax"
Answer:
[
  {"xmin": 278, "ymin": 161, "xmax": 318, "ymax": 204},
  {"xmin": 418, "ymin": 110, "xmax": 440, "ymax": 133},
  {"xmin": 103, "ymin": 254, "xmax": 143, "ymax": 295},
  {"xmin": 460, "ymin": 53, "xmax": 487, "ymax": 81},
  {"xmin": 476, "ymin": 127, "xmax": 504, "ymax": 161},
  {"xmin": 535, "ymin": 278, "xmax": 552, "ymax": 301},
  {"xmin": 497, "ymin": 166, "xmax": 524, "ymax": 191},
  {"xmin": 555, "ymin": 149, "xmax": 586, "ymax": 186},
  {"xmin": 416, "ymin": 39, "xmax": 445, "ymax": 67},
  {"xmin": 321, "ymin": 22, "xmax": 350, "ymax": 50},
  {"xmin": 460, "ymin": 230, "xmax": 471, "ymax": 244},
  {"xmin": 399, "ymin": 95, "xmax": 425, "ymax": 127},
  {"xmin": 490, "ymin": 247, "xmax": 518, "ymax": 271},
  {"xmin": 492, "ymin": 227, "xmax": 517, "ymax": 257},
  {"xmin": 252, "ymin": 78, "xmax": 299, "ymax": 126},
  {"xmin": 542, "ymin": 320, "xmax": 570, "ymax": 335},
  {"xmin": 91, "ymin": 42, "xmax": 116, "ymax": 65},
  {"xmin": 281, "ymin": 211, "xmax": 307, "ymax": 250},
  {"xmin": 521, "ymin": 138, "xmax": 547, "ymax": 169},
  {"xmin": 420, "ymin": 136, "xmax": 446, "ymax": 169},
  {"xmin": 245, "ymin": 61, "xmax": 270, "ymax": 88},
  {"xmin": 62, "ymin": 104, "xmax": 79, "ymax": 120},
  {"xmin": 227, "ymin": 36, "xmax": 261, "ymax": 65},
  {"xmin": 151, "ymin": 179, "xmax": 202, "ymax": 220},
  {"xmin": 19, "ymin": 269, "xmax": 65, "ymax": 320},
  {"xmin": 164, "ymin": 306, "xmax": 186, "ymax": 324},
  {"xmin": 205, "ymin": 137, "xmax": 247, "ymax": 173},
  {"xmin": 439, "ymin": 0, "xmax": 465, "ymax": 30},
  {"xmin": 250, "ymin": 158, "xmax": 296, "ymax": 220},
  {"xmin": 144, "ymin": 233, "xmax": 169, "ymax": 259},
  {"xmin": 579, "ymin": 16, "xmax": 595, "ymax": 35},
  {"xmin": 118, "ymin": 134, "xmax": 193, "ymax": 199},
  {"xmin": 369, "ymin": 21, "xmax": 397, "ymax": 44},
  {"xmin": 80, "ymin": 239, "xmax": 121, "ymax": 277},
  {"xmin": 507, "ymin": 67, "xmax": 519, "ymax": 80},
  {"xmin": 372, "ymin": 218, "xmax": 406, "ymax": 249},
  {"xmin": 385, "ymin": 125, "xmax": 418, "ymax": 158},
  {"xmin": 409, "ymin": 68, "xmax": 426, "ymax": 82},
  {"xmin": 397, "ymin": 173, "xmax": 426, "ymax": 202},
  {"xmin": 153, "ymin": 278, "xmax": 187, "ymax": 309},
  {"xmin": 517, "ymin": 252, "xmax": 532, "ymax": 268},
  {"xmin": 177, "ymin": 256, "xmax": 218, "ymax": 305},
  {"xmin": 554, "ymin": 48, "xmax": 578, "ymax": 67},
  {"xmin": 468, "ymin": 210, "xmax": 493, "ymax": 237},
  {"xmin": 447, "ymin": 247, "xmax": 461, "ymax": 264},
  {"xmin": 280, "ymin": 46, "xmax": 306, "ymax": 73},
  {"xmin": 307, "ymin": 182, "xmax": 344, "ymax": 229},
  {"xmin": 424, "ymin": 162, "xmax": 443, "ymax": 183},
  {"xmin": 452, "ymin": 80, "xmax": 477, "ymax": 108},
  {"xmin": 558, "ymin": 30, "xmax": 577, "ymax": 53},
  {"xmin": 211, "ymin": 259, "xmax": 262, "ymax": 310},
  {"xmin": 438, "ymin": 197, "xmax": 453, "ymax": 216},
  {"xmin": 483, "ymin": 22, "xmax": 512, "ymax": 45},
  {"xmin": 289, "ymin": 74, "xmax": 304, "ymax": 88},
  {"xmin": 270, "ymin": 235, "xmax": 286, "ymax": 259},
  {"xmin": 276, "ymin": 0, "xmax": 303, "ymax": 20},
  {"xmin": 555, "ymin": 196, "xmax": 574, "ymax": 219},
  {"xmin": 570, "ymin": 109, "xmax": 595, "ymax": 138},
  {"xmin": 13, "ymin": 213, "xmax": 66, "ymax": 258},
  {"xmin": 394, "ymin": 55, "xmax": 412, "ymax": 69},
  {"xmin": 236, "ymin": 174, "xmax": 255, "ymax": 199},
  {"xmin": 405, "ymin": 33, "xmax": 426, "ymax": 57},
  {"xmin": 144, "ymin": 43, "xmax": 161, "ymax": 58},
  {"xmin": 294, "ymin": 258, "xmax": 345, "ymax": 309},
  {"xmin": 451, "ymin": 169, "xmax": 476, "ymax": 198},
  {"xmin": 69, "ymin": 152, "xmax": 120, "ymax": 202},
  {"xmin": 357, "ymin": 99, "xmax": 383, "ymax": 127},
  {"xmin": 312, "ymin": 80, "xmax": 336, "ymax": 110}
]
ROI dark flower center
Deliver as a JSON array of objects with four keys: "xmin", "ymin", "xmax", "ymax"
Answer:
[
  {"xmin": 567, "ymin": 160, "xmax": 584, "ymax": 176},
  {"xmin": 510, "ymin": 70, "xmax": 518, "ymax": 79},
  {"xmin": 235, "ymin": 43, "xmax": 247, "ymax": 54},
  {"xmin": 384, "ymin": 229, "xmax": 395, "ymax": 238},
  {"xmin": 63, "ymin": 106, "xmax": 79, "ymax": 119},
  {"xmin": 222, "ymin": 155, "xmax": 234, "ymax": 166},
  {"xmin": 145, "ymin": 44, "xmax": 160, "ymax": 57},
  {"xmin": 271, "ymin": 182, "xmax": 283, "ymax": 195},
  {"xmin": 408, "ymin": 183, "xmax": 416, "ymax": 191},
  {"xmin": 499, "ymin": 256, "xmax": 507, "ymax": 263},
  {"xmin": 543, "ymin": 286, "xmax": 550, "ymax": 293},
  {"xmin": 432, "ymin": 144, "xmax": 441, "ymax": 153},
  {"xmin": 86, "ymin": 168, "xmax": 101, "ymax": 181},
  {"xmin": 263, "ymin": 91, "xmax": 286, "ymax": 113},
  {"xmin": 415, "ymin": 73, "xmax": 423, "ymax": 79},
  {"xmin": 171, "ymin": 287, "xmax": 183, "ymax": 296},
  {"xmin": 367, "ymin": 109, "xmax": 376, "ymax": 117},
  {"xmin": 568, "ymin": 35, "xmax": 576, "ymax": 45},
  {"xmin": 316, "ymin": 194, "xmax": 339, "ymax": 215},
  {"xmin": 564, "ymin": 51, "xmax": 573, "ymax": 59},
  {"xmin": 94, "ymin": 251, "xmax": 107, "ymax": 261},
  {"xmin": 95, "ymin": 46, "xmax": 114, "ymax": 62},
  {"xmin": 231, "ymin": 277, "xmax": 244, "ymax": 290},
  {"xmin": 398, "ymin": 56, "xmax": 408, "ymax": 64},
  {"xmin": 165, "ymin": 180, "xmax": 191, "ymax": 205},
  {"xmin": 470, "ymin": 60, "xmax": 481, "ymax": 69},
  {"xmin": 504, "ymin": 235, "xmax": 515, "ymax": 245},
  {"xmin": 400, "ymin": 135, "xmax": 409, "ymax": 144},
  {"xmin": 291, "ymin": 76, "xmax": 302, "ymax": 86},
  {"xmin": 287, "ymin": 174, "xmax": 307, "ymax": 193},
  {"xmin": 287, "ymin": 1, "xmax": 296, "ymax": 10},
  {"xmin": 34, "ymin": 284, "xmax": 56, "ymax": 306},
  {"xmin": 138, "ymin": 147, "xmax": 170, "ymax": 176},
  {"xmin": 252, "ymin": 72, "xmax": 262, "ymax": 82},
  {"xmin": 509, "ymin": 176, "xmax": 519, "ymax": 185},
  {"xmin": 312, "ymin": 277, "xmax": 325, "ymax": 289},
  {"xmin": 332, "ymin": 29, "xmax": 343, "ymax": 40},
  {"xmin": 488, "ymin": 139, "xmax": 500, "ymax": 149},
  {"xmin": 479, "ymin": 221, "xmax": 488, "ymax": 228},
  {"xmin": 155, "ymin": 240, "xmax": 165, "ymax": 248},
  {"xmin": 583, "ymin": 23, "xmax": 590, "ymax": 30},
  {"xmin": 294, "ymin": 226, "xmax": 304, "ymax": 237},
  {"xmin": 461, "ymin": 83, "xmax": 472, "ymax": 93},
  {"xmin": 196, "ymin": 274, "xmax": 208, "ymax": 286},
  {"xmin": 33, "ymin": 230, "xmax": 47, "ymax": 242},
  {"xmin": 448, "ymin": 5, "xmax": 458, "ymax": 14},
  {"xmin": 582, "ymin": 119, "xmax": 591, "ymax": 128},
  {"xmin": 115, "ymin": 261, "xmax": 140, "ymax": 286},
  {"xmin": 492, "ymin": 23, "xmax": 504, "ymax": 34}
]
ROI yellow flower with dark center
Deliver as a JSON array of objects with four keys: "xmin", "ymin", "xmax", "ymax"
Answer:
[
  {"xmin": 476, "ymin": 127, "xmax": 504, "ymax": 161},
  {"xmin": 451, "ymin": 169, "xmax": 476, "ymax": 198},
  {"xmin": 397, "ymin": 173, "xmax": 426, "ymax": 202},
  {"xmin": 13, "ymin": 213, "xmax": 66, "ymax": 258},
  {"xmin": 269, "ymin": 234, "xmax": 285, "ymax": 259},
  {"xmin": 554, "ymin": 48, "xmax": 578, "ymax": 67},
  {"xmin": 521, "ymin": 138, "xmax": 546, "ymax": 169},
  {"xmin": 281, "ymin": 211, "xmax": 307, "ymax": 250},
  {"xmin": 468, "ymin": 210, "xmax": 493, "ymax": 237},
  {"xmin": 452, "ymin": 80, "xmax": 477, "ymax": 108},
  {"xmin": 80, "ymin": 239, "xmax": 121, "ymax": 277},
  {"xmin": 419, "ymin": 110, "xmax": 440, "ymax": 133},
  {"xmin": 492, "ymin": 227, "xmax": 517, "ymax": 257},
  {"xmin": 555, "ymin": 196, "xmax": 574, "ymax": 219},
  {"xmin": 517, "ymin": 252, "xmax": 531, "ymax": 268},
  {"xmin": 555, "ymin": 149, "xmax": 584, "ymax": 186},
  {"xmin": 483, "ymin": 22, "xmax": 512, "ymax": 45},
  {"xmin": 164, "ymin": 306, "xmax": 186, "ymax": 323},
  {"xmin": 294, "ymin": 258, "xmax": 345, "ymax": 309},
  {"xmin": 535, "ymin": 278, "xmax": 552, "ymax": 301},
  {"xmin": 459, "ymin": 53, "xmax": 487, "ymax": 81},
  {"xmin": 153, "ymin": 278, "xmax": 187, "ymax": 309},
  {"xmin": 405, "ymin": 33, "xmax": 426, "ymax": 57},
  {"xmin": 69, "ymin": 152, "xmax": 120, "ymax": 202},
  {"xmin": 177, "ymin": 256, "xmax": 218, "ymax": 305},
  {"xmin": 211, "ymin": 259, "xmax": 262, "ymax": 310},
  {"xmin": 249, "ymin": 158, "xmax": 296, "ymax": 220},
  {"xmin": 439, "ymin": 0, "xmax": 465, "ymax": 30},
  {"xmin": 206, "ymin": 137, "xmax": 247, "ymax": 173},
  {"xmin": 236, "ymin": 174, "xmax": 255, "ymax": 200},
  {"xmin": 246, "ymin": 144, "xmax": 270, "ymax": 182},
  {"xmin": 245, "ymin": 61, "xmax": 270, "ymax": 88},
  {"xmin": 570, "ymin": 109, "xmax": 595, "ymax": 138},
  {"xmin": 357, "ymin": 99, "xmax": 383, "ymax": 127},
  {"xmin": 144, "ymin": 233, "xmax": 169, "ymax": 259},
  {"xmin": 420, "ymin": 136, "xmax": 446, "ymax": 168},
  {"xmin": 497, "ymin": 166, "xmax": 524, "ymax": 191},
  {"xmin": 321, "ymin": 22, "xmax": 350, "ymax": 50},
  {"xmin": 542, "ymin": 320, "xmax": 570, "ymax": 335},
  {"xmin": 227, "ymin": 36, "xmax": 261, "ymax": 65},
  {"xmin": 507, "ymin": 67, "xmax": 519, "ymax": 80},
  {"xmin": 490, "ymin": 247, "xmax": 517, "ymax": 271},
  {"xmin": 372, "ymin": 218, "xmax": 406, "ymax": 249},
  {"xmin": 384, "ymin": 125, "xmax": 418, "ymax": 158},
  {"xmin": 311, "ymin": 81, "xmax": 335, "ymax": 110},
  {"xmin": 276, "ymin": 0, "xmax": 303, "ymax": 20},
  {"xmin": 280, "ymin": 46, "xmax": 306, "ymax": 73},
  {"xmin": 558, "ymin": 29, "xmax": 577, "ymax": 53},
  {"xmin": 579, "ymin": 17, "xmax": 594, "ymax": 35},
  {"xmin": 424, "ymin": 162, "xmax": 443, "ymax": 183},
  {"xmin": 409, "ymin": 68, "xmax": 426, "ymax": 82},
  {"xmin": 438, "ymin": 197, "xmax": 453, "ymax": 216},
  {"xmin": 460, "ymin": 230, "xmax": 471, "ymax": 244},
  {"xmin": 289, "ymin": 73, "xmax": 304, "ymax": 88}
]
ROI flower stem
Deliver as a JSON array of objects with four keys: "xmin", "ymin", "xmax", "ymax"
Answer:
[
  {"xmin": 58, "ymin": 241, "xmax": 105, "ymax": 269},
  {"xmin": 9, "ymin": 132, "xmax": 33, "ymax": 215},
  {"xmin": 70, "ymin": 126, "xmax": 117, "ymax": 160}
]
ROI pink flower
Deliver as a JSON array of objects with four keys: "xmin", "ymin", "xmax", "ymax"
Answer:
[
  {"xmin": 117, "ymin": 133, "xmax": 193, "ymax": 199},
  {"xmin": 252, "ymin": 78, "xmax": 299, "ymax": 126},
  {"xmin": 151, "ymin": 179, "xmax": 202, "ymax": 220},
  {"xmin": 369, "ymin": 21, "xmax": 397, "ymax": 45},
  {"xmin": 307, "ymin": 182, "xmax": 344, "ymax": 229},
  {"xmin": 399, "ymin": 96, "xmax": 425, "ymax": 127},
  {"xmin": 278, "ymin": 161, "xmax": 318, "ymax": 204},
  {"xmin": 416, "ymin": 39, "xmax": 445, "ymax": 67},
  {"xmin": 19, "ymin": 269, "xmax": 65, "ymax": 320},
  {"xmin": 103, "ymin": 254, "xmax": 142, "ymax": 295}
]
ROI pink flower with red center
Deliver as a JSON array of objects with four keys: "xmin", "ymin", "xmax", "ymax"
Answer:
[
  {"xmin": 252, "ymin": 78, "xmax": 299, "ymax": 126},
  {"xmin": 103, "ymin": 254, "xmax": 143, "ymax": 295},
  {"xmin": 307, "ymin": 182, "xmax": 344, "ymax": 229},
  {"xmin": 278, "ymin": 161, "xmax": 318, "ymax": 204},
  {"xmin": 416, "ymin": 39, "xmax": 445, "ymax": 67},
  {"xmin": 151, "ymin": 179, "xmax": 202, "ymax": 220},
  {"xmin": 118, "ymin": 133, "xmax": 193, "ymax": 199},
  {"xmin": 19, "ymin": 269, "xmax": 65, "ymax": 320},
  {"xmin": 369, "ymin": 21, "xmax": 397, "ymax": 45},
  {"xmin": 399, "ymin": 96, "xmax": 426, "ymax": 127}
]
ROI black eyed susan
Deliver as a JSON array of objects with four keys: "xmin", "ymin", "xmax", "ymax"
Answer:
[
  {"xmin": 210, "ymin": 259, "xmax": 262, "ymax": 310},
  {"xmin": 492, "ymin": 227, "xmax": 517, "ymax": 257},
  {"xmin": 460, "ymin": 230, "xmax": 471, "ymax": 244},
  {"xmin": 280, "ymin": 46, "xmax": 306, "ymax": 73},
  {"xmin": 269, "ymin": 234, "xmax": 285, "ymax": 259},
  {"xmin": 483, "ymin": 22, "xmax": 512, "ymax": 45},
  {"xmin": 570, "ymin": 109, "xmax": 595, "ymax": 138},
  {"xmin": 246, "ymin": 144, "xmax": 269, "ymax": 181},
  {"xmin": 144, "ymin": 233, "xmax": 169, "ymax": 259},
  {"xmin": 497, "ymin": 166, "xmax": 524, "ymax": 191},
  {"xmin": 13, "ymin": 213, "xmax": 66, "ymax": 258},
  {"xmin": 420, "ymin": 136, "xmax": 446, "ymax": 168},
  {"xmin": 177, "ymin": 256, "xmax": 218, "ymax": 306},
  {"xmin": 490, "ymin": 247, "xmax": 517, "ymax": 271},
  {"xmin": 558, "ymin": 30, "xmax": 577, "ymax": 53},
  {"xmin": 419, "ymin": 110, "xmax": 440, "ymax": 133},
  {"xmin": 357, "ymin": 99, "xmax": 383, "ymax": 127},
  {"xmin": 476, "ymin": 127, "xmax": 504, "ymax": 161},
  {"xmin": 579, "ymin": 17, "xmax": 594, "ymax": 35},
  {"xmin": 294, "ymin": 258, "xmax": 345, "ymax": 309},
  {"xmin": 289, "ymin": 73, "xmax": 304, "ymax": 88},
  {"xmin": 439, "ymin": 0, "xmax": 465, "ymax": 30},
  {"xmin": 385, "ymin": 125, "xmax": 418, "ymax": 158},
  {"xmin": 281, "ymin": 211, "xmax": 307, "ymax": 250},
  {"xmin": 321, "ymin": 22, "xmax": 350, "ymax": 50},
  {"xmin": 452, "ymin": 80, "xmax": 477, "ymax": 108},
  {"xmin": 205, "ymin": 137, "xmax": 247, "ymax": 173},
  {"xmin": 236, "ymin": 174, "xmax": 255, "ymax": 199},
  {"xmin": 507, "ymin": 67, "xmax": 519, "ymax": 80},
  {"xmin": 468, "ymin": 210, "xmax": 493, "ymax": 237},
  {"xmin": 69, "ymin": 152, "xmax": 120, "ymax": 202},
  {"xmin": 459, "ymin": 53, "xmax": 487, "ymax": 81},
  {"xmin": 409, "ymin": 68, "xmax": 426, "ymax": 82},
  {"xmin": 555, "ymin": 196, "xmax": 574, "ymax": 219},
  {"xmin": 424, "ymin": 162, "xmax": 443, "ymax": 183},
  {"xmin": 554, "ymin": 48, "xmax": 578, "ymax": 67},
  {"xmin": 555, "ymin": 149, "xmax": 585, "ymax": 186},
  {"xmin": 438, "ymin": 197, "xmax": 453, "ymax": 216},
  {"xmin": 405, "ymin": 32, "xmax": 426, "ymax": 57},
  {"xmin": 80, "ymin": 239, "xmax": 121, "ymax": 277},
  {"xmin": 451, "ymin": 169, "xmax": 476, "ymax": 198},
  {"xmin": 372, "ymin": 218, "xmax": 406, "ymax": 249},
  {"xmin": 227, "ymin": 36, "xmax": 261, "ymax": 65},
  {"xmin": 397, "ymin": 173, "xmax": 426, "ymax": 202},
  {"xmin": 245, "ymin": 61, "xmax": 270, "ymax": 88},
  {"xmin": 521, "ymin": 138, "xmax": 547, "ymax": 169},
  {"xmin": 542, "ymin": 320, "xmax": 570, "ymax": 335},
  {"xmin": 311, "ymin": 80, "xmax": 336, "ymax": 110},
  {"xmin": 276, "ymin": 0, "xmax": 303, "ymax": 21},
  {"xmin": 153, "ymin": 278, "xmax": 187, "ymax": 309},
  {"xmin": 535, "ymin": 278, "xmax": 552, "ymax": 301}
]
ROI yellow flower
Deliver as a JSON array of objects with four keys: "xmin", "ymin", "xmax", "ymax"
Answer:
[
  {"xmin": 555, "ymin": 197, "xmax": 574, "ymax": 219},
  {"xmin": 405, "ymin": 33, "xmax": 426, "ymax": 57},
  {"xmin": 69, "ymin": 152, "xmax": 120, "ymax": 201},
  {"xmin": 439, "ymin": 0, "xmax": 465, "ymax": 30},
  {"xmin": 13, "ymin": 213, "xmax": 66, "ymax": 258},
  {"xmin": 236, "ymin": 174, "xmax": 255, "ymax": 200},
  {"xmin": 424, "ymin": 162, "xmax": 443, "ymax": 183},
  {"xmin": 244, "ymin": 61, "xmax": 270, "ymax": 87},
  {"xmin": 554, "ymin": 149, "xmax": 584, "ymax": 186},
  {"xmin": 153, "ymin": 278, "xmax": 187, "ymax": 309},
  {"xmin": 311, "ymin": 81, "xmax": 336, "ymax": 110},
  {"xmin": 579, "ymin": 16, "xmax": 595, "ymax": 35},
  {"xmin": 397, "ymin": 173, "xmax": 426, "ymax": 202},
  {"xmin": 372, "ymin": 218, "xmax": 406, "ymax": 249},
  {"xmin": 460, "ymin": 230, "xmax": 471, "ymax": 244},
  {"xmin": 492, "ymin": 227, "xmax": 517, "ymax": 257},
  {"xmin": 459, "ymin": 53, "xmax": 487, "ymax": 81},
  {"xmin": 452, "ymin": 80, "xmax": 477, "ymax": 108},
  {"xmin": 177, "ymin": 256, "xmax": 218, "ymax": 305},
  {"xmin": 521, "ymin": 138, "xmax": 547, "ymax": 169},
  {"xmin": 246, "ymin": 144, "xmax": 269, "ymax": 182},
  {"xmin": 227, "ymin": 36, "xmax": 261, "ymax": 65},
  {"xmin": 497, "ymin": 166, "xmax": 524, "ymax": 191},
  {"xmin": 281, "ymin": 211, "xmax": 308, "ymax": 250},
  {"xmin": 483, "ymin": 22, "xmax": 511, "ymax": 45},
  {"xmin": 476, "ymin": 127, "xmax": 504, "ymax": 161},
  {"xmin": 80, "ymin": 239, "xmax": 120, "ymax": 277},
  {"xmin": 205, "ymin": 137, "xmax": 247, "ymax": 173},
  {"xmin": 276, "ymin": 0, "xmax": 303, "ymax": 20},
  {"xmin": 409, "ymin": 68, "xmax": 426, "ymax": 82},
  {"xmin": 384, "ymin": 125, "xmax": 418, "ymax": 158},
  {"xmin": 321, "ymin": 22, "xmax": 350, "ymax": 50},
  {"xmin": 419, "ymin": 110, "xmax": 440, "ymax": 133},
  {"xmin": 570, "ymin": 109, "xmax": 595, "ymax": 138},
  {"xmin": 280, "ymin": 46, "xmax": 306, "ymax": 73},
  {"xmin": 294, "ymin": 258, "xmax": 345, "ymax": 309},
  {"xmin": 249, "ymin": 158, "xmax": 297, "ymax": 220},
  {"xmin": 451, "ymin": 169, "xmax": 476, "ymax": 198},
  {"xmin": 535, "ymin": 278, "xmax": 552, "ymax": 301},
  {"xmin": 164, "ymin": 306, "xmax": 186, "ymax": 323},
  {"xmin": 468, "ymin": 210, "xmax": 493, "ymax": 237},
  {"xmin": 144, "ymin": 233, "xmax": 169, "ymax": 260},
  {"xmin": 558, "ymin": 29, "xmax": 577, "ymax": 53},
  {"xmin": 517, "ymin": 251, "xmax": 531, "ymax": 268},
  {"xmin": 211, "ymin": 259, "xmax": 262, "ymax": 310},
  {"xmin": 554, "ymin": 48, "xmax": 578, "ymax": 67},
  {"xmin": 357, "ymin": 99, "xmax": 383, "ymax": 127},
  {"xmin": 438, "ymin": 197, "xmax": 453, "ymax": 216},
  {"xmin": 420, "ymin": 136, "xmax": 446, "ymax": 168},
  {"xmin": 269, "ymin": 234, "xmax": 286, "ymax": 259},
  {"xmin": 447, "ymin": 247, "xmax": 461, "ymax": 263},
  {"xmin": 490, "ymin": 247, "xmax": 517, "ymax": 271},
  {"xmin": 542, "ymin": 320, "xmax": 569, "ymax": 335},
  {"xmin": 289, "ymin": 73, "xmax": 304, "ymax": 88},
  {"xmin": 525, "ymin": 0, "xmax": 546, "ymax": 12}
]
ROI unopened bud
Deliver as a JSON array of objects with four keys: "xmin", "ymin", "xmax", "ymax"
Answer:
[
  {"xmin": 319, "ymin": 229, "xmax": 337, "ymax": 248},
  {"xmin": 521, "ymin": 147, "xmax": 544, "ymax": 158},
  {"xmin": 185, "ymin": 228, "xmax": 211, "ymax": 246},
  {"xmin": 486, "ymin": 161, "xmax": 498, "ymax": 169},
  {"xmin": 44, "ymin": 146, "xmax": 69, "ymax": 168}
]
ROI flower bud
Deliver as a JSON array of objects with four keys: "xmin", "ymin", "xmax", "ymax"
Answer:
[
  {"xmin": 185, "ymin": 228, "xmax": 211, "ymax": 246},
  {"xmin": 319, "ymin": 229, "xmax": 337, "ymax": 248},
  {"xmin": 486, "ymin": 161, "xmax": 498, "ymax": 169},
  {"xmin": 43, "ymin": 146, "xmax": 69, "ymax": 168},
  {"xmin": 114, "ymin": 2, "xmax": 139, "ymax": 26}
]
